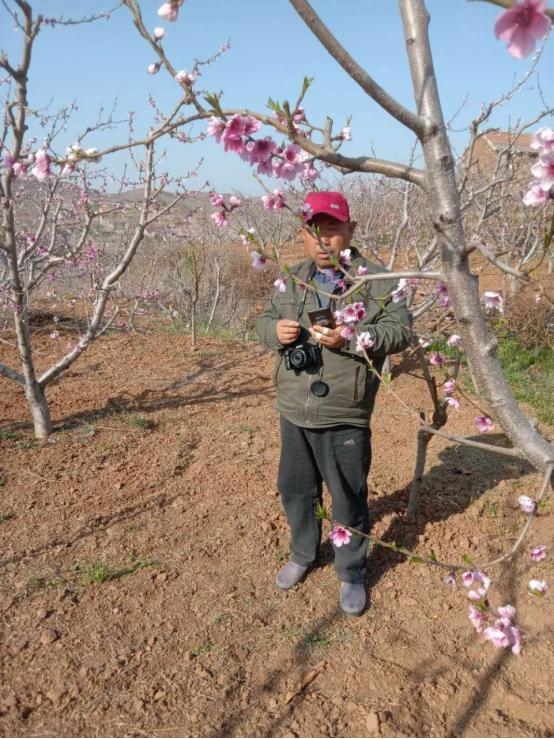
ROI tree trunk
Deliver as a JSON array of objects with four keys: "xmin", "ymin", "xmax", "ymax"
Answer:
[
  {"xmin": 400, "ymin": 0, "xmax": 553, "ymax": 470},
  {"xmin": 24, "ymin": 379, "xmax": 52, "ymax": 439}
]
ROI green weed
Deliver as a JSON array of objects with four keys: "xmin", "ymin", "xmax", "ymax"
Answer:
[
  {"xmin": 301, "ymin": 632, "xmax": 331, "ymax": 651},
  {"xmin": 127, "ymin": 413, "xmax": 147, "ymax": 429},
  {"xmin": 80, "ymin": 557, "xmax": 156, "ymax": 585},
  {"xmin": 496, "ymin": 336, "xmax": 554, "ymax": 426}
]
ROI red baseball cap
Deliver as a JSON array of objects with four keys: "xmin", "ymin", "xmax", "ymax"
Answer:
[{"xmin": 303, "ymin": 191, "xmax": 350, "ymax": 223}]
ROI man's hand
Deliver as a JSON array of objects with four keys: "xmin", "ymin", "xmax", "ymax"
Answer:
[
  {"xmin": 309, "ymin": 324, "xmax": 345, "ymax": 350},
  {"xmin": 277, "ymin": 319, "xmax": 301, "ymax": 345}
]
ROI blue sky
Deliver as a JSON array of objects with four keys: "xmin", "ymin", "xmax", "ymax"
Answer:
[{"xmin": 1, "ymin": 0, "xmax": 553, "ymax": 194}]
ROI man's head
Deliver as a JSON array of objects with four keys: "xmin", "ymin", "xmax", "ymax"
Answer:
[{"xmin": 301, "ymin": 191, "xmax": 356, "ymax": 270}]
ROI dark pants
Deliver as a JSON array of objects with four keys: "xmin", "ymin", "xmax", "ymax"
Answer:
[{"xmin": 277, "ymin": 416, "xmax": 371, "ymax": 584}]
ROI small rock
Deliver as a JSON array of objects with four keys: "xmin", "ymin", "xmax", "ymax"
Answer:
[
  {"xmin": 115, "ymin": 481, "xmax": 124, "ymax": 490},
  {"xmin": 156, "ymin": 572, "xmax": 169, "ymax": 583},
  {"xmin": 378, "ymin": 710, "xmax": 392, "ymax": 723},
  {"xmin": 183, "ymin": 650, "xmax": 194, "ymax": 662},
  {"xmin": 36, "ymin": 608, "xmax": 49, "ymax": 621},
  {"xmin": 40, "ymin": 629, "xmax": 59, "ymax": 645},
  {"xmin": 132, "ymin": 697, "xmax": 144, "ymax": 712},
  {"xmin": 153, "ymin": 690, "xmax": 165, "ymax": 702},
  {"xmin": 459, "ymin": 538, "xmax": 470, "ymax": 549},
  {"xmin": 365, "ymin": 711, "xmax": 381, "ymax": 734}
]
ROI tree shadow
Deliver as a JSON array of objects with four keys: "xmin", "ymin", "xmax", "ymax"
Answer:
[{"xmin": 364, "ymin": 433, "xmax": 533, "ymax": 594}]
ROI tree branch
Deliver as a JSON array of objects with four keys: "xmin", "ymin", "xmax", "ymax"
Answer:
[{"xmin": 288, "ymin": 0, "xmax": 427, "ymax": 138}]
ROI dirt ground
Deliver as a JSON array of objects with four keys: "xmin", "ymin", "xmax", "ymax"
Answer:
[{"xmin": 0, "ymin": 329, "xmax": 553, "ymax": 738}]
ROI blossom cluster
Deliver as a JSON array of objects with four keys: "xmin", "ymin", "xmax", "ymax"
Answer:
[
  {"xmin": 209, "ymin": 192, "xmax": 242, "ymax": 228},
  {"xmin": 333, "ymin": 302, "xmax": 366, "ymax": 340},
  {"xmin": 523, "ymin": 127, "xmax": 554, "ymax": 207},
  {"xmin": 207, "ymin": 114, "xmax": 319, "ymax": 182}
]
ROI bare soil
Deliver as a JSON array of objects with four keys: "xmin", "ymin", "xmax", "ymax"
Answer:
[{"xmin": 0, "ymin": 330, "xmax": 552, "ymax": 738}]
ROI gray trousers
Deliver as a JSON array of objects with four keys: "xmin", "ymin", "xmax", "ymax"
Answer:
[{"xmin": 277, "ymin": 415, "xmax": 371, "ymax": 584}]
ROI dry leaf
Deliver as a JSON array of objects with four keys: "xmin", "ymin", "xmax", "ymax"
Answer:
[{"xmin": 284, "ymin": 660, "xmax": 326, "ymax": 704}]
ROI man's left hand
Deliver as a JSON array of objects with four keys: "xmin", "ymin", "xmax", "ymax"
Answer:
[{"xmin": 309, "ymin": 324, "xmax": 345, "ymax": 350}]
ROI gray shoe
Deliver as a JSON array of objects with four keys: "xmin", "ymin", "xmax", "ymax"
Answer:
[
  {"xmin": 276, "ymin": 561, "xmax": 308, "ymax": 590},
  {"xmin": 340, "ymin": 582, "xmax": 367, "ymax": 616}
]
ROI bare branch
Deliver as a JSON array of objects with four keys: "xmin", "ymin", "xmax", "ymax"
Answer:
[{"xmin": 288, "ymin": 0, "xmax": 427, "ymax": 137}]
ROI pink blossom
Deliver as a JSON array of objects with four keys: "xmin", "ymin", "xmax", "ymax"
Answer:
[
  {"xmin": 504, "ymin": 624, "xmax": 523, "ymax": 655},
  {"xmin": 210, "ymin": 193, "xmax": 225, "ymax": 208},
  {"xmin": 175, "ymin": 69, "xmax": 196, "ymax": 85},
  {"xmin": 242, "ymin": 116, "xmax": 261, "ymax": 136},
  {"xmin": 339, "ymin": 248, "xmax": 352, "ymax": 268},
  {"xmin": 355, "ymin": 331, "xmax": 374, "ymax": 353},
  {"xmin": 429, "ymin": 351, "xmax": 447, "ymax": 367},
  {"xmin": 261, "ymin": 190, "xmax": 285, "ymax": 211},
  {"xmin": 468, "ymin": 587, "xmax": 488, "ymax": 602},
  {"xmin": 12, "ymin": 162, "xmax": 27, "ymax": 178},
  {"xmin": 435, "ymin": 282, "xmax": 450, "ymax": 309},
  {"xmin": 443, "ymin": 572, "xmax": 456, "ymax": 587},
  {"xmin": 335, "ymin": 302, "xmax": 366, "ymax": 327},
  {"xmin": 444, "ymin": 378, "xmax": 456, "ymax": 394},
  {"xmin": 274, "ymin": 277, "xmax": 287, "ymax": 293},
  {"xmin": 341, "ymin": 126, "xmax": 352, "ymax": 141},
  {"xmin": 446, "ymin": 334, "xmax": 462, "ymax": 347},
  {"xmin": 483, "ymin": 291, "xmax": 504, "ymax": 313},
  {"xmin": 2, "ymin": 151, "xmax": 14, "ymax": 171},
  {"xmin": 153, "ymin": 26, "xmax": 166, "ymax": 40},
  {"xmin": 229, "ymin": 195, "xmax": 242, "ymax": 208},
  {"xmin": 339, "ymin": 325, "xmax": 356, "ymax": 340},
  {"xmin": 494, "ymin": 0, "xmax": 550, "ymax": 58},
  {"xmin": 31, "ymin": 150, "xmax": 51, "ymax": 182},
  {"xmin": 246, "ymin": 137, "xmax": 276, "ymax": 164},
  {"xmin": 528, "ymin": 579, "xmax": 547, "ymax": 596},
  {"xmin": 300, "ymin": 162, "xmax": 319, "ymax": 181},
  {"xmin": 210, "ymin": 211, "xmax": 228, "ymax": 228},
  {"xmin": 531, "ymin": 153, "xmax": 554, "ymax": 191},
  {"xmin": 530, "ymin": 544, "xmax": 547, "ymax": 562},
  {"xmin": 462, "ymin": 571, "xmax": 474, "ymax": 587},
  {"xmin": 475, "ymin": 415, "xmax": 493, "ymax": 433},
  {"xmin": 207, "ymin": 117, "xmax": 226, "ymax": 143},
  {"xmin": 157, "ymin": 1, "xmax": 183, "ymax": 22},
  {"xmin": 523, "ymin": 182, "xmax": 550, "ymax": 206},
  {"xmin": 496, "ymin": 604, "xmax": 516, "ymax": 624},
  {"xmin": 535, "ymin": 293, "xmax": 542, "ymax": 304},
  {"xmin": 329, "ymin": 525, "xmax": 352, "ymax": 548},
  {"xmin": 49, "ymin": 330, "xmax": 60, "ymax": 340},
  {"xmin": 518, "ymin": 495, "xmax": 537, "ymax": 514},
  {"xmin": 446, "ymin": 396, "xmax": 460, "ymax": 410},
  {"xmin": 148, "ymin": 63, "xmax": 161, "ymax": 75},
  {"xmin": 468, "ymin": 605, "xmax": 486, "ymax": 633},
  {"xmin": 391, "ymin": 278, "xmax": 416, "ymax": 303},
  {"xmin": 356, "ymin": 265, "xmax": 369, "ymax": 276},
  {"xmin": 483, "ymin": 626, "xmax": 510, "ymax": 649},
  {"xmin": 251, "ymin": 251, "xmax": 267, "ymax": 271},
  {"xmin": 531, "ymin": 126, "xmax": 554, "ymax": 154}
]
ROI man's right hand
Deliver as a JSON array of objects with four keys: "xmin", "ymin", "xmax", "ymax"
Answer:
[{"xmin": 277, "ymin": 319, "xmax": 301, "ymax": 345}]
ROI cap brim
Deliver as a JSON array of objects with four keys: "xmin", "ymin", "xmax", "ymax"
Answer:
[{"xmin": 304, "ymin": 206, "xmax": 350, "ymax": 223}]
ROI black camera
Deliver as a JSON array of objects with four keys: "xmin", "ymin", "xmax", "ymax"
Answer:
[{"xmin": 284, "ymin": 342, "xmax": 320, "ymax": 372}]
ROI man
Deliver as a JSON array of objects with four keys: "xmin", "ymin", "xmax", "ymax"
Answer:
[{"xmin": 257, "ymin": 191, "xmax": 411, "ymax": 616}]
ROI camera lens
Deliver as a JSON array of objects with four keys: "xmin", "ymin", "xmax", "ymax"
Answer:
[{"xmin": 289, "ymin": 347, "xmax": 306, "ymax": 369}]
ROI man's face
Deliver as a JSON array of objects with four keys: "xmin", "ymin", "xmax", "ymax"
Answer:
[{"xmin": 301, "ymin": 213, "xmax": 356, "ymax": 270}]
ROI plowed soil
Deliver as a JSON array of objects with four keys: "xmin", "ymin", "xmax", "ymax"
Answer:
[{"xmin": 0, "ymin": 330, "xmax": 553, "ymax": 738}]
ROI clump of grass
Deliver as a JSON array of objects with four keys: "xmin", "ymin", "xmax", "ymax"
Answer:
[
  {"xmin": 127, "ymin": 413, "xmax": 147, "ymax": 429},
  {"xmin": 0, "ymin": 429, "xmax": 22, "ymax": 442},
  {"xmin": 239, "ymin": 424, "xmax": 255, "ymax": 434},
  {"xmin": 496, "ymin": 335, "xmax": 554, "ymax": 426},
  {"xmin": 0, "ymin": 511, "xmax": 15, "ymax": 523},
  {"xmin": 80, "ymin": 557, "xmax": 156, "ymax": 586},
  {"xmin": 28, "ymin": 574, "xmax": 65, "ymax": 590},
  {"xmin": 301, "ymin": 631, "xmax": 331, "ymax": 651}
]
